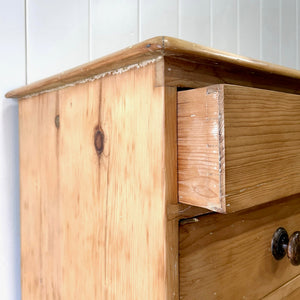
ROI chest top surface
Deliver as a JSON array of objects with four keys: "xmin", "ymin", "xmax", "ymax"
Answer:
[{"xmin": 6, "ymin": 36, "xmax": 300, "ymax": 99}]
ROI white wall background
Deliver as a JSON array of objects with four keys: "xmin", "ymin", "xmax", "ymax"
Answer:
[{"xmin": 1, "ymin": 0, "xmax": 300, "ymax": 298}]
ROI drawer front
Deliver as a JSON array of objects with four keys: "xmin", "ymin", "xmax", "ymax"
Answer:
[
  {"xmin": 179, "ymin": 195, "xmax": 300, "ymax": 299},
  {"xmin": 263, "ymin": 274, "xmax": 300, "ymax": 300},
  {"xmin": 178, "ymin": 85, "xmax": 300, "ymax": 213}
]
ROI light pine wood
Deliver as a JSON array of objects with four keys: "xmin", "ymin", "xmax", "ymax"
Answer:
[
  {"xmin": 179, "ymin": 195, "xmax": 300, "ymax": 300},
  {"xmin": 14, "ymin": 37, "xmax": 300, "ymax": 300},
  {"xmin": 164, "ymin": 85, "xmax": 210, "ymax": 223},
  {"xmin": 178, "ymin": 84, "xmax": 300, "ymax": 213},
  {"xmin": 19, "ymin": 91, "xmax": 60, "ymax": 299},
  {"xmin": 178, "ymin": 86, "xmax": 223, "ymax": 212},
  {"xmin": 167, "ymin": 203, "xmax": 210, "ymax": 221},
  {"xmin": 6, "ymin": 37, "xmax": 300, "ymax": 99},
  {"xmin": 164, "ymin": 57, "xmax": 300, "ymax": 94},
  {"xmin": 19, "ymin": 62, "xmax": 178, "ymax": 299},
  {"xmin": 263, "ymin": 275, "xmax": 300, "ymax": 300},
  {"xmin": 164, "ymin": 86, "xmax": 179, "ymax": 299}
]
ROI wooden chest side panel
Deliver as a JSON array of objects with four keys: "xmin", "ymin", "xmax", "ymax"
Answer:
[
  {"xmin": 19, "ymin": 92, "xmax": 61, "ymax": 299},
  {"xmin": 179, "ymin": 195, "xmax": 300, "ymax": 299},
  {"xmin": 19, "ymin": 62, "xmax": 178, "ymax": 299}
]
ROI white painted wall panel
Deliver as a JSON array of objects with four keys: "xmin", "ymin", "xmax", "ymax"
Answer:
[
  {"xmin": 238, "ymin": 0, "xmax": 260, "ymax": 59},
  {"xmin": 139, "ymin": 0, "xmax": 178, "ymax": 40},
  {"xmin": 27, "ymin": 0, "xmax": 89, "ymax": 83},
  {"xmin": 0, "ymin": 0, "xmax": 24, "ymax": 298},
  {"xmin": 261, "ymin": 0, "xmax": 280, "ymax": 64},
  {"xmin": 91, "ymin": 0, "xmax": 138, "ymax": 60},
  {"xmin": 212, "ymin": 0, "xmax": 237, "ymax": 53},
  {"xmin": 281, "ymin": 0, "xmax": 297, "ymax": 69},
  {"xmin": 179, "ymin": 0, "xmax": 211, "ymax": 46}
]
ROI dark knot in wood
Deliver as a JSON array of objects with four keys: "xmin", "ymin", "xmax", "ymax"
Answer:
[
  {"xmin": 55, "ymin": 115, "xmax": 60, "ymax": 128},
  {"xmin": 94, "ymin": 129, "xmax": 104, "ymax": 156}
]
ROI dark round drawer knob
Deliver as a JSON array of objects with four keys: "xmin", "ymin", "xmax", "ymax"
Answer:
[
  {"xmin": 272, "ymin": 227, "xmax": 300, "ymax": 266},
  {"xmin": 287, "ymin": 231, "xmax": 300, "ymax": 266}
]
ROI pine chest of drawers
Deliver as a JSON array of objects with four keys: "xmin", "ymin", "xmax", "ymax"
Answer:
[{"xmin": 6, "ymin": 37, "xmax": 300, "ymax": 299}]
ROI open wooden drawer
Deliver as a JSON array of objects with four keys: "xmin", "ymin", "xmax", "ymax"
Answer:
[{"xmin": 178, "ymin": 84, "xmax": 300, "ymax": 213}]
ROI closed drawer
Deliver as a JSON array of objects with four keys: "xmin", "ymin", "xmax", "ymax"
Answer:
[
  {"xmin": 263, "ymin": 274, "xmax": 300, "ymax": 300},
  {"xmin": 178, "ymin": 85, "xmax": 300, "ymax": 213},
  {"xmin": 179, "ymin": 194, "xmax": 300, "ymax": 299}
]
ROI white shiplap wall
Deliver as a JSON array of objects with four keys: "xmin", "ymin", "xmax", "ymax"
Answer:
[
  {"xmin": 1, "ymin": 0, "xmax": 300, "ymax": 299},
  {"xmin": 0, "ymin": 0, "xmax": 24, "ymax": 299},
  {"xmin": 26, "ymin": 0, "xmax": 300, "ymax": 83}
]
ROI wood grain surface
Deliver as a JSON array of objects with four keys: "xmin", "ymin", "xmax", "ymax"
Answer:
[
  {"xmin": 15, "ymin": 36, "xmax": 300, "ymax": 300},
  {"xmin": 19, "ymin": 62, "xmax": 178, "ymax": 299},
  {"xmin": 178, "ymin": 86, "xmax": 223, "ymax": 212},
  {"xmin": 179, "ymin": 195, "xmax": 300, "ymax": 300},
  {"xmin": 178, "ymin": 84, "xmax": 300, "ymax": 213},
  {"xmin": 7, "ymin": 36, "xmax": 300, "ymax": 98},
  {"xmin": 263, "ymin": 274, "xmax": 300, "ymax": 300},
  {"xmin": 19, "ymin": 91, "xmax": 60, "ymax": 299},
  {"xmin": 164, "ymin": 57, "xmax": 300, "ymax": 94}
]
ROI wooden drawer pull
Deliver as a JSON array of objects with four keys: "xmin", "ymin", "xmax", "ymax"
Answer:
[{"xmin": 272, "ymin": 227, "xmax": 300, "ymax": 266}]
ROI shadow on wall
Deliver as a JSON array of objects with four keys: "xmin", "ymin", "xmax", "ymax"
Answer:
[{"xmin": 0, "ymin": 98, "xmax": 21, "ymax": 300}]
